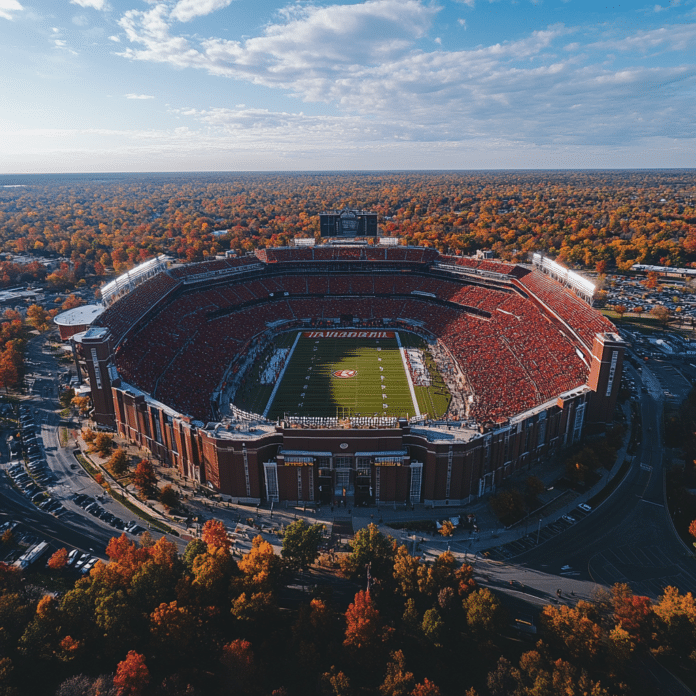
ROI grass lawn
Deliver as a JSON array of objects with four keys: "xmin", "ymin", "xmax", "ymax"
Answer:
[{"xmin": 266, "ymin": 332, "xmax": 416, "ymax": 419}]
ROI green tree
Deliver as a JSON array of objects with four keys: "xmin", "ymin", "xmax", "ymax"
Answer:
[
  {"xmin": 282, "ymin": 519, "xmax": 324, "ymax": 569},
  {"xmin": 340, "ymin": 523, "xmax": 396, "ymax": 587},
  {"xmin": 182, "ymin": 538, "xmax": 207, "ymax": 570},
  {"xmin": 489, "ymin": 489, "xmax": 525, "ymax": 526},
  {"xmin": 59, "ymin": 388, "xmax": 75, "ymax": 409}
]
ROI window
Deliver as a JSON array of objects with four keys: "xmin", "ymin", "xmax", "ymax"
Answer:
[
  {"xmin": 357, "ymin": 457, "xmax": 371, "ymax": 473},
  {"xmin": 410, "ymin": 463, "xmax": 422, "ymax": 503},
  {"xmin": 334, "ymin": 456, "xmax": 352, "ymax": 469},
  {"xmin": 264, "ymin": 463, "xmax": 279, "ymax": 502}
]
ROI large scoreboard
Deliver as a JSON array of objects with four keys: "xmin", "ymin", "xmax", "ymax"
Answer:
[{"xmin": 319, "ymin": 209, "xmax": 378, "ymax": 237}]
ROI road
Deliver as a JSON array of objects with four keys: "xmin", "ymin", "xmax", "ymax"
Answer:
[
  {"xmin": 2, "ymin": 332, "xmax": 186, "ymax": 556},
  {"xmin": 509, "ymin": 359, "xmax": 696, "ymax": 599}
]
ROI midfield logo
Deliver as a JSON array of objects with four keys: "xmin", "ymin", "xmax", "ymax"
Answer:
[{"xmin": 333, "ymin": 369, "xmax": 358, "ymax": 379}]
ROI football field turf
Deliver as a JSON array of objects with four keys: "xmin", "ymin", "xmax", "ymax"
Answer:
[{"xmin": 266, "ymin": 332, "xmax": 417, "ymax": 419}]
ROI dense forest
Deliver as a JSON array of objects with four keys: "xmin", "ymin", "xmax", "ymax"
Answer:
[
  {"xmin": 1, "ymin": 171, "xmax": 696, "ymax": 289},
  {"xmin": 0, "ymin": 521, "xmax": 695, "ymax": 696}
]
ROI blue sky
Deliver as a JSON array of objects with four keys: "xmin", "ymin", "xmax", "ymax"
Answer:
[{"xmin": 1, "ymin": 0, "xmax": 695, "ymax": 172}]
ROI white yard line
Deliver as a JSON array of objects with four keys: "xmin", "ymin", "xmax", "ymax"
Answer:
[
  {"xmin": 263, "ymin": 331, "xmax": 302, "ymax": 418},
  {"xmin": 395, "ymin": 332, "xmax": 421, "ymax": 418}
]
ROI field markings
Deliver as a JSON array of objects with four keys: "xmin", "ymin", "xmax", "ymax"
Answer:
[
  {"xmin": 395, "ymin": 332, "xmax": 420, "ymax": 418},
  {"xmin": 263, "ymin": 331, "xmax": 302, "ymax": 418}
]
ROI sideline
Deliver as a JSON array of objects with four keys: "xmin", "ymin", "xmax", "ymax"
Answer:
[
  {"xmin": 395, "ymin": 331, "xmax": 420, "ymax": 417},
  {"xmin": 263, "ymin": 330, "xmax": 301, "ymax": 418}
]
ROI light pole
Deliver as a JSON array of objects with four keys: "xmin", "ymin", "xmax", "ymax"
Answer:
[{"xmin": 536, "ymin": 518, "xmax": 542, "ymax": 545}]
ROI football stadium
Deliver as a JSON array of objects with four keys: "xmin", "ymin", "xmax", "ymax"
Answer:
[{"xmin": 64, "ymin": 225, "xmax": 624, "ymax": 507}]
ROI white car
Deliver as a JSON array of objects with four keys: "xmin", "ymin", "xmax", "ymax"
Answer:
[
  {"xmin": 561, "ymin": 514, "xmax": 576, "ymax": 524},
  {"xmin": 578, "ymin": 503, "xmax": 592, "ymax": 512}
]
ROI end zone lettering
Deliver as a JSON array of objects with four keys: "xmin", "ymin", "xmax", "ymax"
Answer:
[{"xmin": 303, "ymin": 331, "xmax": 395, "ymax": 339}]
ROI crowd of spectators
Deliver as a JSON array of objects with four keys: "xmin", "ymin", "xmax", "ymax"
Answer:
[
  {"xmin": 99, "ymin": 271, "xmax": 181, "ymax": 342},
  {"xmin": 516, "ymin": 270, "xmax": 615, "ymax": 350},
  {"xmin": 259, "ymin": 246, "xmax": 439, "ymax": 264},
  {"xmin": 168, "ymin": 255, "xmax": 260, "ymax": 279},
  {"xmin": 111, "ymin": 263, "xmax": 597, "ymax": 423}
]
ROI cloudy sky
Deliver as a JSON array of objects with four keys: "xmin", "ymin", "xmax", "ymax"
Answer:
[{"xmin": 1, "ymin": 0, "xmax": 695, "ymax": 172}]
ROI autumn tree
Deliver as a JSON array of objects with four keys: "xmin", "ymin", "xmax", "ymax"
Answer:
[
  {"xmin": 133, "ymin": 459, "xmax": 156, "ymax": 497},
  {"xmin": 201, "ymin": 519, "xmax": 230, "ymax": 553},
  {"xmin": 159, "ymin": 484, "xmax": 179, "ymax": 510},
  {"xmin": 26, "ymin": 304, "xmax": 49, "ymax": 332},
  {"xmin": 72, "ymin": 395, "xmax": 90, "ymax": 415},
  {"xmin": 237, "ymin": 536, "xmax": 282, "ymax": 594},
  {"xmin": 47, "ymin": 548, "xmax": 69, "ymax": 571},
  {"xmin": 611, "ymin": 582, "xmax": 653, "ymax": 645},
  {"xmin": 411, "ymin": 680, "xmax": 441, "ymax": 696},
  {"xmin": 221, "ymin": 639, "xmax": 257, "ymax": 694},
  {"xmin": 379, "ymin": 650, "xmax": 414, "ymax": 696},
  {"xmin": 613, "ymin": 304, "xmax": 628, "ymax": 319},
  {"xmin": 344, "ymin": 590, "xmax": 392, "ymax": 676},
  {"xmin": 107, "ymin": 449, "xmax": 129, "ymax": 476},
  {"xmin": 462, "ymin": 587, "xmax": 506, "ymax": 641},
  {"xmin": 0, "ymin": 349, "xmax": 19, "ymax": 392},
  {"xmin": 650, "ymin": 304, "xmax": 670, "ymax": 329},
  {"xmin": 61, "ymin": 294, "xmax": 84, "ymax": 311},
  {"xmin": 281, "ymin": 519, "xmax": 324, "ymax": 569},
  {"xmin": 113, "ymin": 650, "xmax": 149, "ymax": 696},
  {"xmin": 540, "ymin": 601, "xmax": 605, "ymax": 667},
  {"xmin": 438, "ymin": 520, "xmax": 454, "ymax": 537},
  {"xmin": 82, "ymin": 428, "xmax": 96, "ymax": 444},
  {"xmin": 93, "ymin": 432, "xmax": 113, "ymax": 457},
  {"xmin": 653, "ymin": 586, "xmax": 696, "ymax": 661}
]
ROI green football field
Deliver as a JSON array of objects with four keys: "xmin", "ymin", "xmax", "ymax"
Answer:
[{"xmin": 266, "ymin": 332, "xmax": 417, "ymax": 419}]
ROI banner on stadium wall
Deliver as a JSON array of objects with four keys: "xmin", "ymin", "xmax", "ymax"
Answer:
[
  {"xmin": 374, "ymin": 457, "xmax": 401, "ymax": 467},
  {"xmin": 303, "ymin": 331, "xmax": 395, "ymax": 339}
]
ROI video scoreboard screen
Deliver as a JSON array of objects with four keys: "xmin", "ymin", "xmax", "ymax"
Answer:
[{"xmin": 319, "ymin": 209, "xmax": 378, "ymax": 237}]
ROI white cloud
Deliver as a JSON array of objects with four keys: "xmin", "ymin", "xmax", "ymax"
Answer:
[
  {"xmin": 72, "ymin": 14, "xmax": 89, "ymax": 26},
  {"xmin": 114, "ymin": 1, "xmax": 696, "ymax": 149},
  {"xmin": 125, "ymin": 93, "xmax": 155, "ymax": 99},
  {"xmin": 0, "ymin": 0, "xmax": 23, "ymax": 21},
  {"xmin": 590, "ymin": 23, "xmax": 696, "ymax": 53},
  {"xmin": 70, "ymin": 0, "xmax": 108, "ymax": 10},
  {"xmin": 108, "ymin": 34, "xmax": 120, "ymax": 41},
  {"xmin": 171, "ymin": 0, "xmax": 235, "ymax": 23},
  {"xmin": 458, "ymin": 18, "xmax": 467, "ymax": 28}
]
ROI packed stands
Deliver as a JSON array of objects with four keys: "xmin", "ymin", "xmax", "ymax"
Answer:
[
  {"xmin": 258, "ymin": 246, "xmax": 439, "ymax": 264},
  {"xmin": 169, "ymin": 255, "xmax": 260, "ymax": 280},
  {"xmin": 515, "ymin": 270, "xmax": 614, "ymax": 350},
  {"xmin": 99, "ymin": 271, "xmax": 181, "ymax": 343},
  {"xmin": 110, "ymin": 252, "xmax": 602, "ymax": 423}
]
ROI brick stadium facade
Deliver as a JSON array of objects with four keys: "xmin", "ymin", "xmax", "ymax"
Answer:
[{"xmin": 76, "ymin": 247, "xmax": 624, "ymax": 506}]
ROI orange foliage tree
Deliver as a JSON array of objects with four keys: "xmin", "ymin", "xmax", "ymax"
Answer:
[{"xmin": 113, "ymin": 650, "xmax": 149, "ymax": 696}]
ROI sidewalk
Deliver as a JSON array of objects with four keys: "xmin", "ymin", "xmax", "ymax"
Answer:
[{"xmin": 75, "ymin": 398, "xmax": 633, "ymax": 560}]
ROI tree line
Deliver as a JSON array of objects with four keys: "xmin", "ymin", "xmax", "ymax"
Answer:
[
  {"xmin": 0, "ymin": 521, "xmax": 694, "ymax": 696},
  {"xmin": 1, "ymin": 171, "xmax": 696, "ymax": 292}
]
